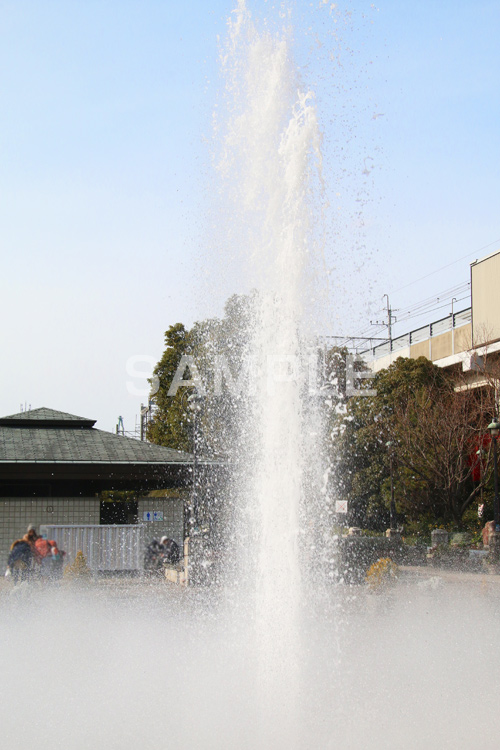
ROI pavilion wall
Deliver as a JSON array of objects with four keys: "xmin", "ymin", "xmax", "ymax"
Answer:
[{"xmin": 0, "ymin": 497, "xmax": 99, "ymax": 571}]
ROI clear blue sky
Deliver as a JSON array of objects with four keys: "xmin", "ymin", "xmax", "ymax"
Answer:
[{"xmin": 1, "ymin": 0, "xmax": 499, "ymax": 431}]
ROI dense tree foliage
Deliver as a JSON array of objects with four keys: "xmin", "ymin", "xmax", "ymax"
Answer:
[
  {"xmin": 146, "ymin": 293, "xmax": 256, "ymax": 456},
  {"xmin": 331, "ymin": 357, "xmax": 496, "ymax": 531},
  {"xmin": 147, "ymin": 303, "xmax": 497, "ymax": 536}
]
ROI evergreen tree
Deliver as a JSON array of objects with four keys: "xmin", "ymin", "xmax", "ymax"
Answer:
[
  {"xmin": 146, "ymin": 323, "xmax": 195, "ymax": 451},
  {"xmin": 146, "ymin": 293, "xmax": 257, "ymax": 456}
]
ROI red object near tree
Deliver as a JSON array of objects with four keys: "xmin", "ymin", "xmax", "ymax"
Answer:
[{"xmin": 470, "ymin": 433, "xmax": 491, "ymax": 482}]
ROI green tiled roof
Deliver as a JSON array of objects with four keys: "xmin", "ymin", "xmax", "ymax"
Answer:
[{"xmin": 0, "ymin": 407, "xmax": 193, "ymax": 465}]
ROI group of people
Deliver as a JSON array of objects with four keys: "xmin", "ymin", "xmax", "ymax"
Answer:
[
  {"xmin": 7, "ymin": 527, "xmax": 180, "ymax": 580},
  {"xmin": 6, "ymin": 525, "xmax": 65, "ymax": 582},
  {"xmin": 144, "ymin": 536, "xmax": 181, "ymax": 575}
]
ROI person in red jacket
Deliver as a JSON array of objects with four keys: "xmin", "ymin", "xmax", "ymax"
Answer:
[{"xmin": 35, "ymin": 535, "xmax": 54, "ymax": 578}]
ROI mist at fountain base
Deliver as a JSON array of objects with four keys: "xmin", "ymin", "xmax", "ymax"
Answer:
[{"xmin": 0, "ymin": 576, "xmax": 497, "ymax": 750}]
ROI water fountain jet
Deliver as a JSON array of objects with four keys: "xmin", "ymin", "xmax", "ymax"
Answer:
[{"xmin": 0, "ymin": 6, "xmax": 497, "ymax": 750}]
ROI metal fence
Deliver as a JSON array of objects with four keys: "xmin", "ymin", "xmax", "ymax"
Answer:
[
  {"xmin": 39, "ymin": 524, "xmax": 146, "ymax": 572},
  {"xmin": 360, "ymin": 308, "xmax": 472, "ymax": 360}
]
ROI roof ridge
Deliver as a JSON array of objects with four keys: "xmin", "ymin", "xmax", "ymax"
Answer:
[{"xmin": 0, "ymin": 407, "xmax": 96, "ymax": 426}]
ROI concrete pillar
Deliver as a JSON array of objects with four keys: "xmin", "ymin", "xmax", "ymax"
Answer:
[
  {"xmin": 431, "ymin": 529, "xmax": 449, "ymax": 547},
  {"xmin": 489, "ymin": 531, "xmax": 500, "ymax": 562}
]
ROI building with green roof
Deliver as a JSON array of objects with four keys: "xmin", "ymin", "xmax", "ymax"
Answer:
[{"xmin": 0, "ymin": 407, "xmax": 207, "ymax": 569}]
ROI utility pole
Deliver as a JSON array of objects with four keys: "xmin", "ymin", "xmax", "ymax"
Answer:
[
  {"xmin": 384, "ymin": 293, "xmax": 393, "ymax": 345},
  {"xmin": 370, "ymin": 294, "xmax": 397, "ymax": 351},
  {"xmin": 140, "ymin": 403, "xmax": 147, "ymax": 441},
  {"xmin": 451, "ymin": 297, "xmax": 457, "ymax": 354},
  {"xmin": 140, "ymin": 400, "xmax": 154, "ymax": 441}
]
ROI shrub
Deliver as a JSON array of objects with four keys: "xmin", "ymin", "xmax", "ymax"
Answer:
[
  {"xmin": 64, "ymin": 550, "xmax": 92, "ymax": 581},
  {"xmin": 366, "ymin": 557, "xmax": 399, "ymax": 589}
]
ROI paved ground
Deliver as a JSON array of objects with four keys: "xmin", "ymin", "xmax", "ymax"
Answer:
[
  {"xmin": 400, "ymin": 564, "xmax": 500, "ymax": 585},
  {"xmin": 3, "ymin": 563, "xmax": 500, "ymax": 593}
]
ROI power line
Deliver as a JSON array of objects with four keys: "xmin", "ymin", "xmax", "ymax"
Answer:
[
  {"xmin": 337, "ymin": 241, "xmax": 496, "ymax": 342},
  {"xmin": 397, "ymin": 281, "xmax": 469, "ymax": 316},
  {"xmin": 389, "ymin": 238, "xmax": 500, "ymax": 295},
  {"xmin": 396, "ymin": 287, "xmax": 470, "ymax": 324},
  {"xmin": 338, "ymin": 280, "xmax": 470, "ymax": 344},
  {"xmin": 396, "ymin": 295, "xmax": 470, "ymax": 325},
  {"xmin": 330, "ymin": 292, "xmax": 471, "ymax": 351}
]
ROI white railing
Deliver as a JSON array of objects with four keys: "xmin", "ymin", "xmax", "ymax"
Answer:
[{"xmin": 39, "ymin": 524, "xmax": 146, "ymax": 571}]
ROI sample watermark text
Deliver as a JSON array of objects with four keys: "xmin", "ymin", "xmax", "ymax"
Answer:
[{"xmin": 126, "ymin": 353, "xmax": 376, "ymax": 399}]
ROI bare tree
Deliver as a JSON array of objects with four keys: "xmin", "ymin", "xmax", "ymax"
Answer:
[{"xmin": 392, "ymin": 370, "xmax": 495, "ymax": 525}]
